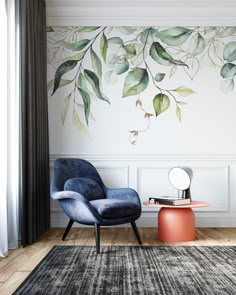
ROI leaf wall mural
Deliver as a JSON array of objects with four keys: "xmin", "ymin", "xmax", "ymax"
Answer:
[{"xmin": 47, "ymin": 26, "xmax": 236, "ymax": 145}]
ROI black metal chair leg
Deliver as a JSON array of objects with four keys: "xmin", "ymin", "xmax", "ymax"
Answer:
[
  {"xmin": 94, "ymin": 224, "xmax": 100, "ymax": 254},
  {"xmin": 62, "ymin": 219, "xmax": 74, "ymax": 241},
  {"xmin": 131, "ymin": 221, "xmax": 142, "ymax": 244}
]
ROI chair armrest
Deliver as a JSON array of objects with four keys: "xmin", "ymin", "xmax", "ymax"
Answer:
[
  {"xmin": 52, "ymin": 190, "xmax": 103, "ymax": 224},
  {"xmin": 105, "ymin": 188, "xmax": 141, "ymax": 206},
  {"xmin": 51, "ymin": 190, "xmax": 87, "ymax": 202}
]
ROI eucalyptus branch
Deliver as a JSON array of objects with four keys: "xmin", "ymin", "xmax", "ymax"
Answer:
[
  {"xmin": 75, "ymin": 27, "xmax": 107, "ymax": 79},
  {"xmin": 71, "ymin": 27, "xmax": 107, "ymax": 103},
  {"xmin": 141, "ymin": 28, "xmax": 181, "ymax": 105},
  {"xmin": 111, "ymin": 28, "xmax": 147, "ymax": 64}
]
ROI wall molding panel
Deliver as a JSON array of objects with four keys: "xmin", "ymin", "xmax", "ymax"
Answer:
[
  {"xmin": 137, "ymin": 165, "xmax": 229, "ymax": 212},
  {"xmin": 96, "ymin": 166, "xmax": 129, "ymax": 188},
  {"xmin": 50, "ymin": 155, "xmax": 236, "ymax": 227}
]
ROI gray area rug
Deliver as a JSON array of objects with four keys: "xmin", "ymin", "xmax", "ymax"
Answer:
[{"xmin": 14, "ymin": 246, "xmax": 236, "ymax": 295}]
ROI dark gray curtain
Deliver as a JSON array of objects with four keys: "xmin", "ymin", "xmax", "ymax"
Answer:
[{"xmin": 19, "ymin": 0, "xmax": 50, "ymax": 245}]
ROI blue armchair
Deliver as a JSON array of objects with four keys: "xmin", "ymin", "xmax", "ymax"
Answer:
[{"xmin": 51, "ymin": 158, "xmax": 142, "ymax": 253}]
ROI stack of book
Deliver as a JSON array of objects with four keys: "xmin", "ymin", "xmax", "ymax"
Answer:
[{"xmin": 149, "ymin": 197, "xmax": 191, "ymax": 206}]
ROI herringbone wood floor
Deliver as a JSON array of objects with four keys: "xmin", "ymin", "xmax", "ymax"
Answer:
[{"xmin": 0, "ymin": 227, "xmax": 236, "ymax": 294}]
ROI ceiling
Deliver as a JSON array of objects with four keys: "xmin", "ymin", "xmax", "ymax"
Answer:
[{"xmin": 46, "ymin": 0, "xmax": 236, "ymax": 8}]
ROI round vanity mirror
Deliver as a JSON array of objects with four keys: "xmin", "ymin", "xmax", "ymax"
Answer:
[{"xmin": 168, "ymin": 167, "xmax": 192, "ymax": 190}]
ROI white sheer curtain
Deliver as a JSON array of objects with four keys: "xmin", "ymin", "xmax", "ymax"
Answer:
[
  {"xmin": 0, "ymin": 0, "xmax": 20, "ymax": 257},
  {"xmin": 0, "ymin": 0, "xmax": 8, "ymax": 257}
]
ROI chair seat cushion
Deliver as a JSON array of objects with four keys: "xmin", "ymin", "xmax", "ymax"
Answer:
[
  {"xmin": 64, "ymin": 177, "xmax": 105, "ymax": 201},
  {"xmin": 90, "ymin": 199, "xmax": 140, "ymax": 219}
]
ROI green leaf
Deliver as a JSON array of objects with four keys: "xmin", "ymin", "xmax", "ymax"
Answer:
[
  {"xmin": 220, "ymin": 79, "xmax": 234, "ymax": 94},
  {"xmin": 77, "ymin": 87, "xmax": 91, "ymax": 125},
  {"xmin": 155, "ymin": 73, "xmax": 166, "ymax": 82},
  {"xmin": 141, "ymin": 27, "xmax": 160, "ymax": 44},
  {"xmin": 140, "ymin": 28, "xmax": 151, "ymax": 44},
  {"xmin": 204, "ymin": 27, "xmax": 216, "ymax": 34},
  {"xmin": 100, "ymin": 33, "xmax": 108, "ymax": 62},
  {"xmin": 76, "ymin": 104, "xmax": 96, "ymax": 122},
  {"xmin": 63, "ymin": 51, "xmax": 85, "ymax": 62},
  {"xmin": 47, "ymin": 26, "xmax": 54, "ymax": 32},
  {"xmin": 169, "ymin": 65, "xmax": 177, "ymax": 78},
  {"xmin": 174, "ymin": 86, "xmax": 195, "ymax": 97},
  {"xmin": 122, "ymin": 68, "xmax": 149, "ymax": 97},
  {"xmin": 115, "ymin": 58, "xmax": 129, "ymax": 75},
  {"xmin": 117, "ymin": 27, "xmax": 137, "ymax": 34},
  {"xmin": 79, "ymin": 26, "xmax": 100, "ymax": 32},
  {"xmin": 61, "ymin": 94, "xmax": 71, "ymax": 125},
  {"xmin": 72, "ymin": 108, "xmax": 88, "ymax": 134},
  {"xmin": 77, "ymin": 73, "xmax": 89, "ymax": 93},
  {"xmin": 216, "ymin": 27, "xmax": 236, "ymax": 38},
  {"xmin": 90, "ymin": 48, "xmax": 102, "ymax": 79},
  {"xmin": 52, "ymin": 60, "xmax": 78, "ymax": 95},
  {"xmin": 106, "ymin": 54, "xmax": 121, "ymax": 66},
  {"xmin": 220, "ymin": 63, "xmax": 236, "ymax": 78},
  {"xmin": 107, "ymin": 37, "xmax": 125, "ymax": 54},
  {"xmin": 61, "ymin": 39, "xmax": 90, "ymax": 51},
  {"xmin": 150, "ymin": 28, "xmax": 160, "ymax": 41},
  {"xmin": 124, "ymin": 44, "xmax": 136, "ymax": 59},
  {"xmin": 176, "ymin": 106, "xmax": 181, "ymax": 122},
  {"xmin": 223, "ymin": 42, "xmax": 236, "ymax": 62},
  {"xmin": 150, "ymin": 42, "xmax": 188, "ymax": 67},
  {"xmin": 192, "ymin": 33, "xmax": 205, "ymax": 56},
  {"xmin": 157, "ymin": 27, "xmax": 192, "ymax": 46},
  {"xmin": 153, "ymin": 94, "xmax": 170, "ymax": 116},
  {"xmin": 48, "ymin": 79, "xmax": 73, "ymax": 92},
  {"xmin": 108, "ymin": 37, "xmax": 124, "ymax": 46},
  {"xmin": 77, "ymin": 73, "xmax": 94, "ymax": 97},
  {"xmin": 84, "ymin": 69, "xmax": 110, "ymax": 104}
]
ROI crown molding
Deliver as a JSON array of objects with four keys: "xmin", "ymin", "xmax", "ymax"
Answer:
[
  {"xmin": 47, "ymin": 6, "xmax": 236, "ymax": 17},
  {"xmin": 49, "ymin": 154, "xmax": 236, "ymax": 162},
  {"xmin": 46, "ymin": 6, "xmax": 236, "ymax": 26},
  {"xmin": 45, "ymin": 0, "xmax": 236, "ymax": 8}
]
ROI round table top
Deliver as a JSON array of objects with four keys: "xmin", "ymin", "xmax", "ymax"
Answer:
[{"xmin": 143, "ymin": 200, "xmax": 210, "ymax": 209}]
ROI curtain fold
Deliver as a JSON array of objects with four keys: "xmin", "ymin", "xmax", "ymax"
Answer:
[
  {"xmin": 0, "ymin": 0, "xmax": 8, "ymax": 258},
  {"xmin": 0, "ymin": 0, "xmax": 20, "ymax": 258},
  {"xmin": 7, "ymin": 0, "xmax": 20, "ymax": 250},
  {"xmin": 19, "ymin": 0, "xmax": 50, "ymax": 245}
]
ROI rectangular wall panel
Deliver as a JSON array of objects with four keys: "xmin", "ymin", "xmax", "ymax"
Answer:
[
  {"xmin": 138, "ymin": 165, "xmax": 228, "ymax": 212},
  {"xmin": 137, "ymin": 167, "xmax": 176, "ymax": 208},
  {"xmin": 49, "ymin": 157, "xmax": 234, "ymax": 227},
  {"xmin": 190, "ymin": 166, "xmax": 228, "ymax": 211},
  {"xmin": 97, "ymin": 166, "xmax": 129, "ymax": 188}
]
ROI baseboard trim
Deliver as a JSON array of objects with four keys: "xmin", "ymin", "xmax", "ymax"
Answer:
[{"xmin": 51, "ymin": 211, "xmax": 236, "ymax": 228}]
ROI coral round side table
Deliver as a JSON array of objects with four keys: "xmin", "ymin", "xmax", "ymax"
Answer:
[{"xmin": 143, "ymin": 201, "xmax": 210, "ymax": 242}]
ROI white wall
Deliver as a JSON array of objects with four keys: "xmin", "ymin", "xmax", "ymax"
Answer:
[{"xmin": 47, "ymin": 1, "xmax": 236, "ymax": 227}]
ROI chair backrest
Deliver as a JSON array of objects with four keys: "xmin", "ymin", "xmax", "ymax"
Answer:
[{"xmin": 51, "ymin": 158, "xmax": 105, "ymax": 197}]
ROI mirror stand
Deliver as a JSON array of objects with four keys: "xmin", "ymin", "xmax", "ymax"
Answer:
[{"xmin": 180, "ymin": 187, "xmax": 191, "ymax": 201}]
